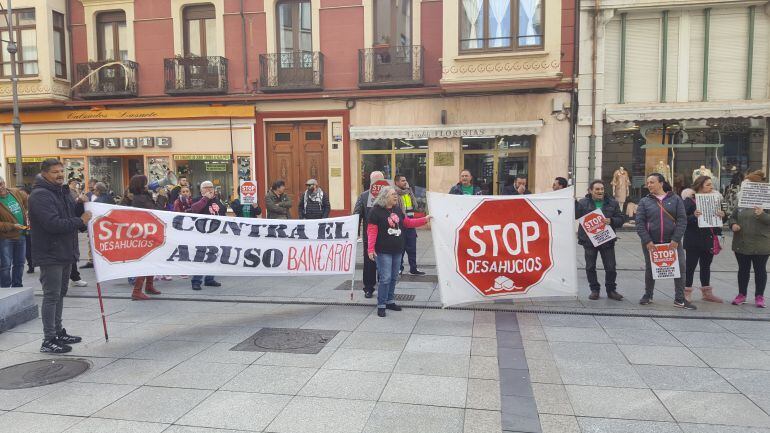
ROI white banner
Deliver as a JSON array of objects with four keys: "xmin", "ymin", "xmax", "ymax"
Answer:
[
  {"xmin": 577, "ymin": 209, "xmax": 617, "ymax": 247},
  {"xmin": 650, "ymin": 244, "xmax": 681, "ymax": 280},
  {"xmin": 85, "ymin": 203, "xmax": 358, "ymax": 283},
  {"xmin": 429, "ymin": 188, "xmax": 578, "ymax": 307},
  {"xmin": 738, "ymin": 181, "xmax": 770, "ymax": 209},
  {"xmin": 695, "ymin": 193, "xmax": 722, "ymax": 228}
]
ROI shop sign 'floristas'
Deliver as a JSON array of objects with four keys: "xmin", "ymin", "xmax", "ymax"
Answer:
[{"xmin": 57, "ymin": 137, "xmax": 172, "ymax": 150}]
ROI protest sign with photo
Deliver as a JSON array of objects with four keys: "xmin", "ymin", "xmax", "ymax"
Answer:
[
  {"xmin": 738, "ymin": 181, "xmax": 770, "ymax": 209},
  {"xmin": 577, "ymin": 209, "xmax": 617, "ymax": 247},
  {"xmin": 429, "ymin": 188, "xmax": 578, "ymax": 307},
  {"xmin": 695, "ymin": 194, "xmax": 722, "ymax": 228},
  {"xmin": 650, "ymin": 244, "xmax": 681, "ymax": 280},
  {"xmin": 85, "ymin": 202, "xmax": 358, "ymax": 283}
]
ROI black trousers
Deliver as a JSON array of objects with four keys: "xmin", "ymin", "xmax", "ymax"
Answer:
[
  {"xmin": 25, "ymin": 232, "xmax": 32, "ymax": 268},
  {"xmin": 70, "ymin": 263, "xmax": 82, "ymax": 282},
  {"xmin": 584, "ymin": 245, "xmax": 617, "ymax": 293},
  {"xmin": 685, "ymin": 247, "xmax": 713, "ymax": 287},
  {"xmin": 362, "ymin": 235, "xmax": 377, "ymax": 292},
  {"xmin": 736, "ymin": 252, "xmax": 769, "ymax": 297}
]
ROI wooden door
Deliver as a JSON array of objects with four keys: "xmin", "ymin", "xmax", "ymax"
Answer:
[{"xmin": 266, "ymin": 122, "xmax": 328, "ymax": 217}]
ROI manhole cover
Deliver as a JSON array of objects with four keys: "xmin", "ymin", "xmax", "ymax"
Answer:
[
  {"xmin": 231, "ymin": 328, "xmax": 339, "ymax": 354},
  {"xmin": 0, "ymin": 359, "xmax": 90, "ymax": 390}
]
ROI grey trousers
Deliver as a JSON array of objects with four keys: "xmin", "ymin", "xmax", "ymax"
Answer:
[
  {"xmin": 642, "ymin": 245, "xmax": 686, "ymax": 302},
  {"xmin": 40, "ymin": 264, "xmax": 71, "ymax": 340}
]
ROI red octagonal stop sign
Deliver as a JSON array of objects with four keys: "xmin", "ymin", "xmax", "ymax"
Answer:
[
  {"xmin": 456, "ymin": 199, "xmax": 553, "ymax": 296},
  {"xmin": 92, "ymin": 209, "xmax": 166, "ymax": 263}
]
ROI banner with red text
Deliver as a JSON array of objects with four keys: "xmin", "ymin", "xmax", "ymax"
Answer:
[
  {"xmin": 428, "ymin": 189, "xmax": 578, "ymax": 307},
  {"xmin": 85, "ymin": 202, "xmax": 358, "ymax": 283}
]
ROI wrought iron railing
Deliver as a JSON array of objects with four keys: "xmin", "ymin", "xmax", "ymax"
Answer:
[
  {"xmin": 73, "ymin": 60, "xmax": 138, "ymax": 99},
  {"xmin": 259, "ymin": 51, "xmax": 324, "ymax": 92},
  {"xmin": 358, "ymin": 45, "xmax": 423, "ymax": 88},
  {"xmin": 164, "ymin": 56, "xmax": 228, "ymax": 95}
]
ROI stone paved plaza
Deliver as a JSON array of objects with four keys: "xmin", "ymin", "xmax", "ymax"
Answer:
[{"xmin": 0, "ymin": 230, "xmax": 769, "ymax": 432}]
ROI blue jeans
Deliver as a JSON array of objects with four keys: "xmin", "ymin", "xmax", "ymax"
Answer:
[
  {"xmin": 192, "ymin": 275, "xmax": 215, "ymax": 286},
  {"xmin": 375, "ymin": 252, "xmax": 402, "ymax": 308},
  {"xmin": 0, "ymin": 235, "xmax": 26, "ymax": 287}
]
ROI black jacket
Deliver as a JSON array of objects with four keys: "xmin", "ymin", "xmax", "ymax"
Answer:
[
  {"xmin": 502, "ymin": 185, "xmax": 531, "ymax": 195},
  {"xmin": 231, "ymin": 199, "xmax": 262, "ymax": 218},
  {"xmin": 299, "ymin": 189, "xmax": 331, "ymax": 219},
  {"xmin": 683, "ymin": 197, "xmax": 721, "ymax": 251},
  {"xmin": 448, "ymin": 183, "xmax": 483, "ymax": 195},
  {"xmin": 354, "ymin": 191, "xmax": 372, "ymax": 239},
  {"xmin": 29, "ymin": 175, "xmax": 86, "ymax": 266},
  {"xmin": 575, "ymin": 194, "xmax": 624, "ymax": 249}
]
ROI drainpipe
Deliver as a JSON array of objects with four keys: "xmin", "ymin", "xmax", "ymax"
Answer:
[
  {"xmin": 568, "ymin": 0, "xmax": 580, "ymax": 185},
  {"xmin": 588, "ymin": 0, "xmax": 600, "ymax": 181},
  {"xmin": 66, "ymin": 0, "xmax": 75, "ymax": 85},
  {"xmin": 240, "ymin": 0, "xmax": 249, "ymax": 92}
]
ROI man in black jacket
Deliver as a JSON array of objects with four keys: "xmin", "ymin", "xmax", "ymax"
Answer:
[
  {"xmin": 29, "ymin": 159, "xmax": 91, "ymax": 353},
  {"xmin": 298, "ymin": 179, "xmax": 330, "ymax": 219},
  {"xmin": 189, "ymin": 181, "xmax": 225, "ymax": 290},
  {"xmin": 575, "ymin": 180, "xmax": 625, "ymax": 301},
  {"xmin": 354, "ymin": 171, "xmax": 384, "ymax": 298}
]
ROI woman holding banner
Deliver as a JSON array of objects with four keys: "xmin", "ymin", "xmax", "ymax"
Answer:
[
  {"xmin": 121, "ymin": 175, "xmax": 162, "ymax": 301},
  {"xmin": 635, "ymin": 173, "xmax": 694, "ymax": 310},
  {"xmin": 729, "ymin": 171, "xmax": 770, "ymax": 308},
  {"xmin": 682, "ymin": 176, "xmax": 725, "ymax": 303},
  {"xmin": 367, "ymin": 187, "xmax": 430, "ymax": 317}
]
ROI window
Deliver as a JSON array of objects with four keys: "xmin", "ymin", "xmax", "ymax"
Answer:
[
  {"xmin": 53, "ymin": 11, "xmax": 66, "ymax": 78},
  {"xmin": 96, "ymin": 11, "xmax": 127, "ymax": 61},
  {"xmin": 374, "ymin": 0, "xmax": 411, "ymax": 46},
  {"xmin": 460, "ymin": 0, "xmax": 543, "ymax": 52},
  {"xmin": 462, "ymin": 136, "xmax": 533, "ymax": 195},
  {"xmin": 277, "ymin": 0, "xmax": 312, "ymax": 53},
  {"xmin": 359, "ymin": 139, "xmax": 428, "ymax": 208},
  {"xmin": 0, "ymin": 9, "xmax": 38, "ymax": 77},
  {"xmin": 183, "ymin": 4, "xmax": 216, "ymax": 57}
]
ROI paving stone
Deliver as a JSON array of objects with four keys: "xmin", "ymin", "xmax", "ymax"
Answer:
[
  {"xmin": 466, "ymin": 379, "xmax": 501, "ymax": 410},
  {"xmin": 356, "ymin": 309, "xmax": 422, "ymax": 334},
  {"xmin": 501, "ymin": 395, "xmax": 541, "ymax": 433},
  {"xmin": 395, "ymin": 352, "xmax": 470, "ymax": 377},
  {"xmin": 605, "ymin": 328, "xmax": 683, "ymax": 347},
  {"xmin": 528, "ymin": 359, "xmax": 563, "ymax": 384},
  {"xmin": 672, "ymin": 331, "xmax": 753, "ymax": 349},
  {"xmin": 717, "ymin": 368, "xmax": 770, "ymax": 395},
  {"xmin": 341, "ymin": 332, "xmax": 409, "ymax": 351},
  {"xmin": 540, "ymin": 414, "xmax": 580, "ymax": 433},
  {"xmin": 267, "ymin": 396, "xmax": 375, "ymax": 433},
  {"xmin": 469, "ymin": 356, "xmax": 499, "ymax": 379},
  {"xmin": 471, "ymin": 338, "xmax": 498, "ymax": 357},
  {"xmin": 127, "ymin": 340, "xmax": 214, "ymax": 362},
  {"xmin": 691, "ymin": 347, "xmax": 770, "ymax": 370},
  {"xmin": 542, "ymin": 326, "xmax": 612, "ymax": 344},
  {"xmin": 363, "ymin": 402, "xmax": 464, "ymax": 433},
  {"xmin": 596, "ymin": 316, "xmax": 664, "ymax": 330},
  {"xmin": 495, "ymin": 312, "xmax": 519, "ymax": 331},
  {"xmin": 635, "ymin": 365, "xmax": 737, "ymax": 393},
  {"xmin": 148, "ymin": 360, "xmax": 245, "ymax": 390},
  {"xmin": 496, "ymin": 330, "xmax": 524, "ymax": 348},
  {"xmin": 322, "ymin": 348, "xmax": 400, "ymax": 372},
  {"xmin": 550, "ymin": 342, "xmax": 628, "ymax": 365},
  {"xmin": 70, "ymin": 358, "xmax": 178, "ymax": 385},
  {"xmin": 0, "ymin": 411, "xmax": 81, "ymax": 433},
  {"xmin": 404, "ymin": 334, "xmax": 472, "ymax": 355},
  {"xmin": 65, "ymin": 418, "xmax": 168, "ymax": 433},
  {"xmin": 94, "ymin": 386, "xmax": 212, "ymax": 424},
  {"xmin": 538, "ymin": 314, "xmax": 600, "ymax": 328},
  {"xmin": 679, "ymin": 424, "xmax": 770, "ymax": 433},
  {"xmin": 0, "ymin": 382, "xmax": 65, "ymax": 411},
  {"xmin": 522, "ymin": 340, "xmax": 555, "ymax": 360},
  {"xmin": 578, "ymin": 417, "xmax": 683, "ymax": 433},
  {"xmin": 17, "ymin": 382, "xmax": 136, "ymax": 416},
  {"xmin": 380, "ymin": 373, "xmax": 467, "ymax": 408},
  {"xmin": 619, "ymin": 345, "xmax": 706, "ymax": 367},
  {"xmin": 472, "ymin": 323, "xmax": 497, "ymax": 338},
  {"xmin": 176, "ymin": 391, "xmax": 291, "ymax": 431},
  {"xmin": 532, "ymin": 383, "xmax": 573, "ymax": 415},
  {"xmin": 464, "ymin": 409, "xmax": 502, "ymax": 433},
  {"xmin": 498, "ymin": 348, "xmax": 529, "ymax": 369},
  {"xmin": 299, "ymin": 369, "xmax": 390, "ymax": 400},
  {"xmin": 188, "ymin": 341, "xmax": 265, "ymax": 364},
  {"xmin": 255, "ymin": 346, "xmax": 335, "ymax": 368},
  {"xmin": 654, "ymin": 318, "xmax": 728, "ymax": 333},
  {"xmin": 657, "ymin": 390, "xmax": 770, "ymax": 427},
  {"xmin": 162, "ymin": 427, "xmax": 253, "ymax": 433},
  {"xmin": 566, "ymin": 385, "xmax": 673, "ymax": 421},
  {"xmin": 499, "ymin": 368, "xmax": 533, "ymax": 397},
  {"xmin": 221, "ymin": 364, "xmax": 316, "ymax": 395},
  {"xmin": 414, "ymin": 319, "xmax": 474, "ymax": 337},
  {"xmin": 558, "ymin": 361, "xmax": 647, "ymax": 388},
  {"xmin": 519, "ymin": 325, "xmax": 547, "ymax": 341}
]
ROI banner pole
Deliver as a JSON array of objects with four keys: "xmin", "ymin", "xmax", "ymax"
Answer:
[{"xmin": 96, "ymin": 282, "xmax": 109, "ymax": 341}]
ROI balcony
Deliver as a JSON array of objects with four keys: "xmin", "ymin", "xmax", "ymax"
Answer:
[
  {"xmin": 164, "ymin": 56, "xmax": 228, "ymax": 95},
  {"xmin": 73, "ymin": 60, "xmax": 138, "ymax": 99},
  {"xmin": 259, "ymin": 51, "xmax": 323, "ymax": 92},
  {"xmin": 359, "ymin": 45, "xmax": 423, "ymax": 89}
]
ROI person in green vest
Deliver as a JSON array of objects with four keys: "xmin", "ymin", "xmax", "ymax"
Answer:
[{"xmin": 0, "ymin": 176, "xmax": 29, "ymax": 288}]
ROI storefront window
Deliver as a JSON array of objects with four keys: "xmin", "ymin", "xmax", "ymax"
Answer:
[
  {"xmin": 462, "ymin": 135, "xmax": 533, "ymax": 194},
  {"xmin": 174, "ymin": 154, "xmax": 233, "ymax": 199},
  {"xmin": 147, "ymin": 157, "xmax": 171, "ymax": 182},
  {"xmin": 7, "ymin": 157, "xmax": 48, "ymax": 189},
  {"xmin": 63, "ymin": 158, "xmax": 85, "ymax": 184},
  {"xmin": 237, "ymin": 156, "xmax": 252, "ymax": 181},
  {"xmin": 359, "ymin": 139, "xmax": 427, "ymax": 208}
]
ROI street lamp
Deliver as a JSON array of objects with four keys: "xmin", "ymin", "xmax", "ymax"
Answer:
[{"xmin": 2, "ymin": 0, "xmax": 24, "ymax": 188}]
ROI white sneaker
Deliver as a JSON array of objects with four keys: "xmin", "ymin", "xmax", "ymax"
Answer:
[{"xmin": 72, "ymin": 280, "xmax": 88, "ymax": 287}]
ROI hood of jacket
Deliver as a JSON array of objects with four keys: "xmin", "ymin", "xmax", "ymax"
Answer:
[{"xmin": 33, "ymin": 174, "xmax": 69, "ymax": 196}]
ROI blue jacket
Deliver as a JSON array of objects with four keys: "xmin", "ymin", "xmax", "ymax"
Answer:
[
  {"xmin": 29, "ymin": 175, "xmax": 85, "ymax": 266},
  {"xmin": 636, "ymin": 191, "xmax": 687, "ymax": 245}
]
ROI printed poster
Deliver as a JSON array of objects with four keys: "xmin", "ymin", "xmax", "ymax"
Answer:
[
  {"xmin": 577, "ymin": 209, "xmax": 617, "ymax": 247},
  {"xmin": 650, "ymin": 244, "xmax": 681, "ymax": 280}
]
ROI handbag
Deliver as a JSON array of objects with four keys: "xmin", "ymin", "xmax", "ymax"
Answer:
[{"xmin": 710, "ymin": 228, "xmax": 722, "ymax": 255}]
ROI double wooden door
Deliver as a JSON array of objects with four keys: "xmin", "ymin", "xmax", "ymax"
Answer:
[{"xmin": 266, "ymin": 122, "xmax": 328, "ymax": 218}]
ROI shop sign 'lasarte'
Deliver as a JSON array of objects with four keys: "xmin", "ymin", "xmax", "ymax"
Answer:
[{"xmin": 57, "ymin": 137, "xmax": 172, "ymax": 150}]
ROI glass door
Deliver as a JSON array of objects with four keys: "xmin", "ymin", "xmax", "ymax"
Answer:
[{"xmin": 497, "ymin": 153, "xmax": 529, "ymax": 195}]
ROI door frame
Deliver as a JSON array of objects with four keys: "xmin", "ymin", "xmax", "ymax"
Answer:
[{"xmin": 461, "ymin": 147, "xmax": 535, "ymax": 195}]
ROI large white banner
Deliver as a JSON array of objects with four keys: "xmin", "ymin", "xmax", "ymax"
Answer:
[
  {"xmin": 429, "ymin": 188, "xmax": 578, "ymax": 307},
  {"xmin": 85, "ymin": 202, "xmax": 358, "ymax": 283}
]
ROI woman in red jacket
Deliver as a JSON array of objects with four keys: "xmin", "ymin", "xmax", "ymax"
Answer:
[{"xmin": 367, "ymin": 186, "xmax": 430, "ymax": 317}]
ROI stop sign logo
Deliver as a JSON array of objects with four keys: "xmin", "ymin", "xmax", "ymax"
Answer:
[
  {"xmin": 240, "ymin": 180, "xmax": 257, "ymax": 196},
  {"xmin": 370, "ymin": 179, "xmax": 390, "ymax": 198},
  {"xmin": 581, "ymin": 212, "xmax": 605, "ymax": 235},
  {"xmin": 456, "ymin": 199, "xmax": 553, "ymax": 296},
  {"xmin": 92, "ymin": 210, "xmax": 166, "ymax": 263},
  {"xmin": 651, "ymin": 245, "xmax": 676, "ymax": 268}
]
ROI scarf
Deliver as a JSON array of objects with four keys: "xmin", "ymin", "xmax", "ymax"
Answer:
[{"xmin": 303, "ymin": 188, "xmax": 324, "ymax": 214}]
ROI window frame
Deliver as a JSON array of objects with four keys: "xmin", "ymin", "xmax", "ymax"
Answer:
[
  {"xmin": 0, "ymin": 8, "xmax": 38, "ymax": 78},
  {"xmin": 275, "ymin": 0, "xmax": 312, "ymax": 53},
  {"xmin": 458, "ymin": 0, "xmax": 545, "ymax": 54},
  {"xmin": 96, "ymin": 10, "xmax": 127, "ymax": 61},
  {"xmin": 53, "ymin": 11, "xmax": 66, "ymax": 79},
  {"xmin": 182, "ymin": 4, "xmax": 216, "ymax": 57},
  {"xmin": 373, "ymin": 0, "xmax": 412, "ymax": 47}
]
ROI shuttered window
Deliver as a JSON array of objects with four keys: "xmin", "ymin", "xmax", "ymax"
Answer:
[
  {"xmin": 688, "ymin": 11, "xmax": 705, "ymax": 101},
  {"xmin": 624, "ymin": 18, "xmax": 660, "ymax": 103},
  {"xmin": 752, "ymin": 10, "xmax": 768, "ymax": 99},
  {"xmin": 709, "ymin": 9, "xmax": 748, "ymax": 100},
  {"xmin": 664, "ymin": 16, "xmax": 679, "ymax": 102},
  {"xmin": 604, "ymin": 19, "xmax": 621, "ymax": 104}
]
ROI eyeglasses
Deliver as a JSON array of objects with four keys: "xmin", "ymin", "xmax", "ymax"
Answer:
[{"xmin": 306, "ymin": 184, "xmax": 313, "ymax": 187}]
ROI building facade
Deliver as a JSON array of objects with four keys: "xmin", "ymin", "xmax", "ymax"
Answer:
[
  {"xmin": 0, "ymin": 0, "xmax": 576, "ymax": 215},
  {"xmin": 577, "ymin": 0, "xmax": 770, "ymax": 205}
]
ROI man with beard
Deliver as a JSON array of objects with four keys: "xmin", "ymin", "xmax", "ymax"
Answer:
[{"xmin": 298, "ymin": 179, "xmax": 330, "ymax": 220}]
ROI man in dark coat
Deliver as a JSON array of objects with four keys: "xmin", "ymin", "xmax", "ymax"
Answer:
[
  {"xmin": 354, "ymin": 171, "xmax": 384, "ymax": 298},
  {"xmin": 29, "ymin": 159, "xmax": 91, "ymax": 353},
  {"xmin": 575, "ymin": 180, "xmax": 625, "ymax": 301},
  {"xmin": 449, "ymin": 170, "xmax": 483, "ymax": 195},
  {"xmin": 298, "ymin": 179, "xmax": 330, "ymax": 219}
]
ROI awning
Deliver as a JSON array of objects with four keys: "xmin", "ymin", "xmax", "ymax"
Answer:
[
  {"xmin": 605, "ymin": 101, "xmax": 770, "ymax": 123},
  {"xmin": 349, "ymin": 120, "xmax": 544, "ymax": 140},
  {"xmin": 640, "ymin": 143, "xmax": 724, "ymax": 149}
]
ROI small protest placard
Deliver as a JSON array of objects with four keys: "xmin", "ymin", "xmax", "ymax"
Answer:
[
  {"xmin": 738, "ymin": 182, "xmax": 770, "ymax": 209},
  {"xmin": 239, "ymin": 180, "xmax": 258, "ymax": 205},
  {"xmin": 366, "ymin": 179, "xmax": 393, "ymax": 208},
  {"xmin": 695, "ymin": 194, "xmax": 722, "ymax": 228},
  {"xmin": 577, "ymin": 209, "xmax": 617, "ymax": 247},
  {"xmin": 650, "ymin": 244, "xmax": 681, "ymax": 280}
]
